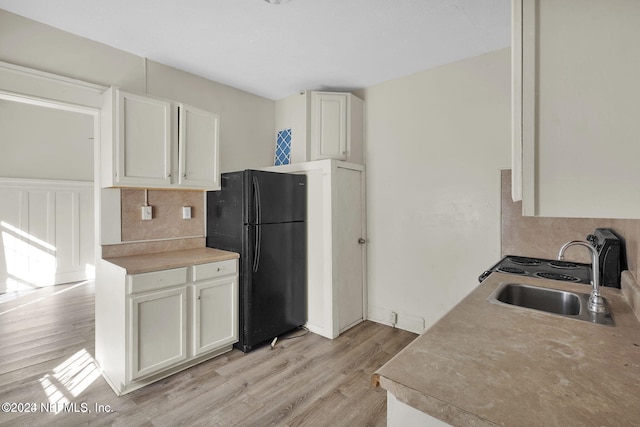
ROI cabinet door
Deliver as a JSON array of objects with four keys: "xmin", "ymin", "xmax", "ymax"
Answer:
[
  {"xmin": 191, "ymin": 276, "xmax": 238, "ymax": 356},
  {"xmin": 128, "ymin": 286, "xmax": 187, "ymax": 380},
  {"xmin": 178, "ymin": 104, "xmax": 220, "ymax": 190},
  {"xmin": 311, "ymin": 92, "xmax": 349, "ymax": 161},
  {"xmin": 116, "ymin": 90, "xmax": 172, "ymax": 187},
  {"xmin": 514, "ymin": 0, "xmax": 640, "ymax": 218}
]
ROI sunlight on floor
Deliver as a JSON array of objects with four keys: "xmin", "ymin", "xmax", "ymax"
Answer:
[
  {"xmin": 39, "ymin": 348, "xmax": 101, "ymax": 413},
  {"xmin": 0, "ymin": 280, "xmax": 92, "ymax": 315}
]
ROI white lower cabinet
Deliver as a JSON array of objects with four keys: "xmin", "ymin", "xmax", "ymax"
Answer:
[
  {"xmin": 96, "ymin": 258, "xmax": 238, "ymax": 395},
  {"xmin": 129, "ymin": 286, "xmax": 188, "ymax": 380},
  {"xmin": 190, "ymin": 276, "xmax": 238, "ymax": 356}
]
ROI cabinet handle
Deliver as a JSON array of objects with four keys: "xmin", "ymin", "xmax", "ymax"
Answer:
[
  {"xmin": 167, "ymin": 172, "xmax": 172, "ymax": 178},
  {"xmin": 217, "ymin": 267, "xmax": 221, "ymax": 272},
  {"xmin": 183, "ymin": 174, "xmax": 187, "ymax": 179},
  {"xmin": 358, "ymin": 238, "xmax": 366, "ymax": 244},
  {"xmin": 197, "ymin": 296, "xmax": 201, "ymax": 300}
]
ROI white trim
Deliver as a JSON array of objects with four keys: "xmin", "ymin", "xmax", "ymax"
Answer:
[
  {"xmin": 520, "ymin": 0, "xmax": 537, "ymax": 216},
  {"xmin": 0, "ymin": 89, "xmax": 100, "ymax": 115},
  {"xmin": 0, "ymin": 60, "xmax": 106, "ymax": 92},
  {"xmin": 0, "ymin": 61, "xmax": 105, "ymax": 111},
  {"xmin": 0, "ymin": 177, "xmax": 93, "ymax": 190},
  {"xmin": 511, "ymin": 0, "xmax": 523, "ymax": 203}
]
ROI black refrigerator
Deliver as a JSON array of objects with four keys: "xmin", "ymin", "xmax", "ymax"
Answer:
[{"xmin": 206, "ymin": 170, "xmax": 307, "ymax": 352}]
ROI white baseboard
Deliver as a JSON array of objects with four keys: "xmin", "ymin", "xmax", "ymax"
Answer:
[{"xmin": 368, "ymin": 306, "xmax": 425, "ymax": 334}]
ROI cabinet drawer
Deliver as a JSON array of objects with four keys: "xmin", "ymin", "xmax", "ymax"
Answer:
[
  {"xmin": 128, "ymin": 267, "xmax": 188, "ymax": 294},
  {"xmin": 192, "ymin": 259, "xmax": 237, "ymax": 281}
]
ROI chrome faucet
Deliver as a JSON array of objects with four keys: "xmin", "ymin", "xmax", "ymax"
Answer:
[{"xmin": 557, "ymin": 240, "xmax": 608, "ymax": 314}]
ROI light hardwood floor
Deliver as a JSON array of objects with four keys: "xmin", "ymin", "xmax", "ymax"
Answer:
[{"xmin": 0, "ymin": 281, "xmax": 417, "ymax": 426}]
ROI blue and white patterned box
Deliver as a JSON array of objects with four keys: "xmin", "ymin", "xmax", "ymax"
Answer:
[{"xmin": 275, "ymin": 128, "xmax": 292, "ymax": 166}]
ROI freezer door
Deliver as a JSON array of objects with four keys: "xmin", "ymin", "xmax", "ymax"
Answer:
[
  {"xmin": 241, "ymin": 222, "xmax": 306, "ymax": 349},
  {"xmin": 245, "ymin": 170, "xmax": 306, "ymax": 225},
  {"xmin": 206, "ymin": 170, "xmax": 245, "ymax": 252}
]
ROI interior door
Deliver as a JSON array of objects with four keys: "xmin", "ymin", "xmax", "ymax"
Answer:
[{"xmin": 336, "ymin": 167, "xmax": 364, "ymax": 332}]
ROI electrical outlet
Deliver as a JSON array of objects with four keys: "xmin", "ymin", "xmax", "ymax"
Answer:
[
  {"xmin": 182, "ymin": 206, "xmax": 192, "ymax": 219},
  {"xmin": 141, "ymin": 205, "xmax": 152, "ymax": 221},
  {"xmin": 389, "ymin": 311, "xmax": 398, "ymax": 325}
]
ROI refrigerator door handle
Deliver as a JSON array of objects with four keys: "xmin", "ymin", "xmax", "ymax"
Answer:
[
  {"xmin": 252, "ymin": 176, "xmax": 262, "ymax": 225},
  {"xmin": 251, "ymin": 176, "xmax": 262, "ymax": 273},
  {"xmin": 253, "ymin": 225, "xmax": 262, "ymax": 273}
]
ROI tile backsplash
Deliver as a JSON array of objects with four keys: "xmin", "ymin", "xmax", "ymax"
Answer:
[
  {"xmin": 121, "ymin": 189, "xmax": 205, "ymax": 242},
  {"xmin": 501, "ymin": 170, "xmax": 640, "ymax": 281},
  {"xmin": 101, "ymin": 189, "xmax": 206, "ymax": 258}
]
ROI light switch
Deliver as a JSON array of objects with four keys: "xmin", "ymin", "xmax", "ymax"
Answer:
[
  {"xmin": 182, "ymin": 206, "xmax": 192, "ymax": 219},
  {"xmin": 141, "ymin": 205, "xmax": 152, "ymax": 221}
]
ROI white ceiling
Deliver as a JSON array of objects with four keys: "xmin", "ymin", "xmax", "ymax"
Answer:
[{"xmin": 0, "ymin": 0, "xmax": 511, "ymax": 100}]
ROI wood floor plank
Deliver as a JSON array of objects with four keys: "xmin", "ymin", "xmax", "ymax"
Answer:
[{"xmin": 0, "ymin": 281, "xmax": 417, "ymax": 426}]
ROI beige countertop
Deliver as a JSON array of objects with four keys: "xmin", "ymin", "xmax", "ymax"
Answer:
[
  {"xmin": 374, "ymin": 272, "xmax": 640, "ymax": 426},
  {"xmin": 104, "ymin": 247, "xmax": 239, "ymax": 274}
]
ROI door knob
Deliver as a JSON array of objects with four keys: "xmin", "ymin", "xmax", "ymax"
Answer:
[{"xmin": 358, "ymin": 238, "xmax": 366, "ymax": 244}]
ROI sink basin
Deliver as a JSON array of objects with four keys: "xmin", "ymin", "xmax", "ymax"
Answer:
[
  {"xmin": 495, "ymin": 283, "xmax": 580, "ymax": 315},
  {"xmin": 488, "ymin": 283, "xmax": 614, "ymax": 326}
]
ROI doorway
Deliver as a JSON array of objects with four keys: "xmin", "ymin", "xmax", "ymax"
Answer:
[{"xmin": 0, "ymin": 93, "xmax": 98, "ymax": 294}]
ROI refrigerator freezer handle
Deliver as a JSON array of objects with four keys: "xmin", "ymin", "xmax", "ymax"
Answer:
[{"xmin": 252, "ymin": 176, "xmax": 262, "ymax": 225}]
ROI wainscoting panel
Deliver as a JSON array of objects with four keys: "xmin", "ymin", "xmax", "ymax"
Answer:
[{"xmin": 0, "ymin": 178, "xmax": 94, "ymax": 293}]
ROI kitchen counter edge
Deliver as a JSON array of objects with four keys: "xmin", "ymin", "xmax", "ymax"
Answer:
[
  {"xmin": 374, "ymin": 271, "xmax": 640, "ymax": 426},
  {"xmin": 103, "ymin": 247, "xmax": 239, "ymax": 275}
]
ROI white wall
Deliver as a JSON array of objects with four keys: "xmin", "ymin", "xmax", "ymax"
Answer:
[
  {"xmin": 355, "ymin": 49, "xmax": 511, "ymax": 332},
  {"xmin": 275, "ymin": 92, "xmax": 309, "ymax": 164},
  {"xmin": 0, "ymin": 100, "xmax": 94, "ymax": 181},
  {"xmin": 0, "ymin": 9, "xmax": 276, "ymax": 173}
]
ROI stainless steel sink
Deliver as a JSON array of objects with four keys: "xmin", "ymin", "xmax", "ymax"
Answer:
[
  {"xmin": 495, "ymin": 283, "xmax": 581, "ymax": 315},
  {"xmin": 488, "ymin": 283, "xmax": 614, "ymax": 326}
]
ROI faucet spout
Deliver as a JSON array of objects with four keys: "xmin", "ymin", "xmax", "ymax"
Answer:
[{"xmin": 558, "ymin": 240, "xmax": 607, "ymax": 314}]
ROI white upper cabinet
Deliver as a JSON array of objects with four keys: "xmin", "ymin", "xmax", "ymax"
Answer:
[
  {"xmin": 101, "ymin": 87, "xmax": 220, "ymax": 190},
  {"xmin": 115, "ymin": 90, "xmax": 172, "ymax": 187},
  {"xmin": 311, "ymin": 92, "xmax": 348, "ymax": 160},
  {"xmin": 276, "ymin": 91, "xmax": 365, "ymax": 165},
  {"xmin": 178, "ymin": 104, "xmax": 220, "ymax": 189},
  {"xmin": 512, "ymin": 0, "xmax": 640, "ymax": 219}
]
